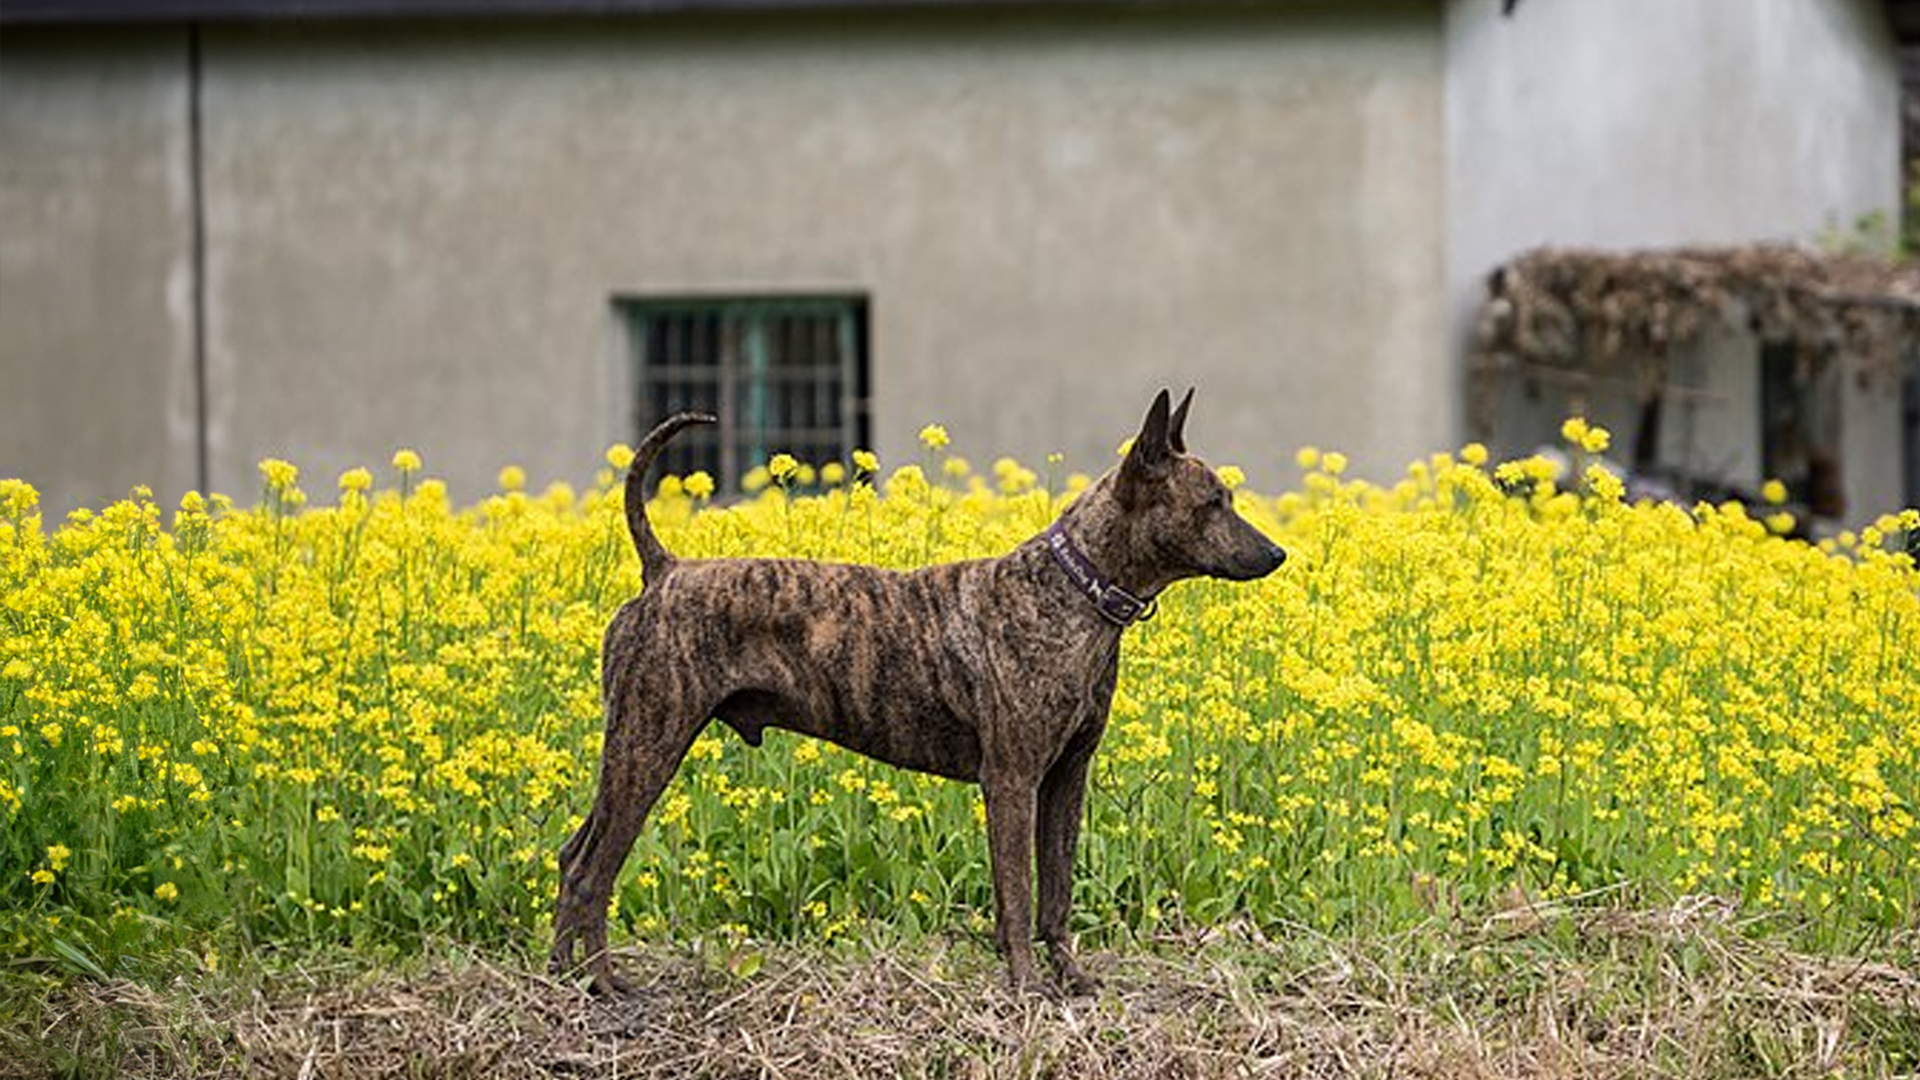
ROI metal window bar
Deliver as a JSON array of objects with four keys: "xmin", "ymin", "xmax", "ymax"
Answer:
[{"xmin": 626, "ymin": 298, "xmax": 868, "ymax": 491}]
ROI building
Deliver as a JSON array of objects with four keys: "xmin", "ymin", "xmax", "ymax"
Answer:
[
  {"xmin": 1474, "ymin": 244, "xmax": 1920, "ymax": 524},
  {"xmin": 0, "ymin": 0, "xmax": 1908, "ymax": 518}
]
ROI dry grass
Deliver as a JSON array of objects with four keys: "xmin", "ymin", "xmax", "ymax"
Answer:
[{"xmin": 5, "ymin": 902, "xmax": 1918, "ymax": 1079}]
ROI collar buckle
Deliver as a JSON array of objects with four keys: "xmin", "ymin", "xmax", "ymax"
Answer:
[{"xmin": 1095, "ymin": 585, "xmax": 1155, "ymax": 626}]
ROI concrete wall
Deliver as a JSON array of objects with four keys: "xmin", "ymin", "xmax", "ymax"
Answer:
[
  {"xmin": 1446, "ymin": 0, "xmax": 1906, "ymax": 518},
  {"xmin": 1, "ymin": 4, "xmax": 1448, "ymax": 516},
  {"xmin": 0, "ymin": 30, "xmax": 199, "ymax": 516}
]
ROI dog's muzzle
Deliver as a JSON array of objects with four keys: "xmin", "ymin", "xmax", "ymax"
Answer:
[
  {"xmin": 1263, "ymin": 541, "xmax": 1288, "ymax": 573},
  {"xmin": 1222, "ymin": 540, "xmax": 1287, "ymax": 581}
]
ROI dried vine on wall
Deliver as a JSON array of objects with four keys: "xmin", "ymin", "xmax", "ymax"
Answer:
[{"xmin": 1471, "ymin": 245, "xmax": 1920, "ymax": 434}]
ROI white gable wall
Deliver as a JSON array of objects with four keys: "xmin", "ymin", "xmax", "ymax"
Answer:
[
  {"xmin": 1445, "ymin": 0, "xmax": 1904, "ymax": 518},
  {"xmin": 1448, "ymin": 0, "xmax": 1898, "ymax": 294}
]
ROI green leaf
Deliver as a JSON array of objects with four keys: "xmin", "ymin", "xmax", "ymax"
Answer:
[
  {"xmin": 49, "ymin": 935, "xmax": 108, "ymax": 981},
  {"xmin": 730, "ymin": 949, "xmax": 765, "ymax": 980}
]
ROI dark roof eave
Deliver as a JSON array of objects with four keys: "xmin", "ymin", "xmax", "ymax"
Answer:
[{"xmin": 2, "ymin": 0, "xmax": 1304, "ymax": 26}]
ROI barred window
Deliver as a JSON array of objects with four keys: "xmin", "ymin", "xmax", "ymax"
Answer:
[{"xmin": 619, "ymin": 297, "xmax": 870, "ymax": 490}]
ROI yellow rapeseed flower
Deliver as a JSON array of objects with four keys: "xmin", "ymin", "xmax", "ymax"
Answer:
[
  {"xmin": 0, "ymin": 478, "xmax": 38, "ymax": 515},
  {"xmin": 919, "ymin": 424, "xmax": 950, "ymax": 451},
  {"xmin": 1584, "ymin": 463, "xmax": 1625, "ymax": 502},
  {"xmin": 258, "ymin": 458, "xmax": 298, "ymax": 490},
  {"xmin": 1560, "ymin": 416, "xmax": 1610, "ymax": 453},
  {"xmin": 338, "ymin": 467, "xmax": 374, "ymax": 494}
]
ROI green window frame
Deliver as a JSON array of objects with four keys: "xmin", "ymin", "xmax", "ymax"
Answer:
[{"xmin": 619, "ymin": 296, "xmax": 871, "ymax": 490}]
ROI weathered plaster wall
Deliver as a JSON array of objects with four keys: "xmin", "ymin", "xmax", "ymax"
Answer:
[
  {"xmin": 3, "ymin": 4, "xmax": 1446, "ymax": 514},
  {"xmin": 198, "ymin": 5, "xmax": 1444, "ymax": 504},
  {"xmin": 1448, "ymin": 0, "xmax": 1898, "ymax": 297},
  {"xmin": 0, "ymin": 29, "xmax": 198, "ymax": 516}
]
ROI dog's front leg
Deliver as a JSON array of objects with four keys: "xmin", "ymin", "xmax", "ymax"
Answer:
[
  {"xmin": 981, "ymin": 774, "xmax": 1043, "ymax": 994},
  {"xmin": 1036, "ymin": 741, "xmax": 1099, "ymax": 996}
]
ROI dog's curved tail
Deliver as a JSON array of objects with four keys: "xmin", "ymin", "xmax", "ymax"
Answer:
[{"xmin": 624, "ymin": 411, "xmax": 718, "ymax": 581}]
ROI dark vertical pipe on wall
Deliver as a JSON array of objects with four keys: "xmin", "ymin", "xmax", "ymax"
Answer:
[{"xmin": 189, "ymin": 22, "xmax": 209, "ymax": 495}]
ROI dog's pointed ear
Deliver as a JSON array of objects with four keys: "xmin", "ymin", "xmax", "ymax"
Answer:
[
  {"xmin": 1132, "ymin": 389, "xmax": 1173, "ymax": 464},
  {"xmin": 1119, "ymin": 389, "xmax": 1174, "ymax": 502},
  {"xmin": 1168, "ymin": 387, "xmax": 1194, "ymax": 454}
]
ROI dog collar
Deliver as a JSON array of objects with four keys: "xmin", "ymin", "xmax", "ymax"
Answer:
[{"xmin": 1044, "ymin": 521, "xmax": 1157, "ymax": 627}]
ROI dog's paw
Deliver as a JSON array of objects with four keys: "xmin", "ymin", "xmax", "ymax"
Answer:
[
  {"xmin": 548, "ymin": 948, "xmax": 635, "ymax": 998},
  {"xmin": 1049, "ymin": 956, "xmax": 1101, "ymax": 998},
  {"xmin": 1001, "ymin": 960, "xmax": 1061, "ymax": 1002},
  {"xmin": 587, "ymin": 966, "xmax": 637, "ymax": 997},
  {"xmin": 1005, "ymin": 976, "xmax": 1064, "ymax": 1004},
  {"xmin": 1058, "ymin": 968, "xmax": 1101, "ymax": 998}
]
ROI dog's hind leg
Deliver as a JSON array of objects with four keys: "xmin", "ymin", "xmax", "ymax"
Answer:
[{"xmin": 551, "ymin": 696, "xmax": 705, "ymax": 995}]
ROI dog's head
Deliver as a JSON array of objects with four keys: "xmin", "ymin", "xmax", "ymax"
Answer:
[{"xmin": 1114, "ymin": 388, "xmax": 1287, "ymax": 583}]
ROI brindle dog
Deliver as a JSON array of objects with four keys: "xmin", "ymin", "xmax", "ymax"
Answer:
[{"xmin": 550, "ymin": 389, "xmax": 1286, "ymax": 996}]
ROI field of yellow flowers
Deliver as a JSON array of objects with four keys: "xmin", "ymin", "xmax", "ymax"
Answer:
[{"xmin": 2, "ymin": 423, "xmax": 1916, "ymax": 973}]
